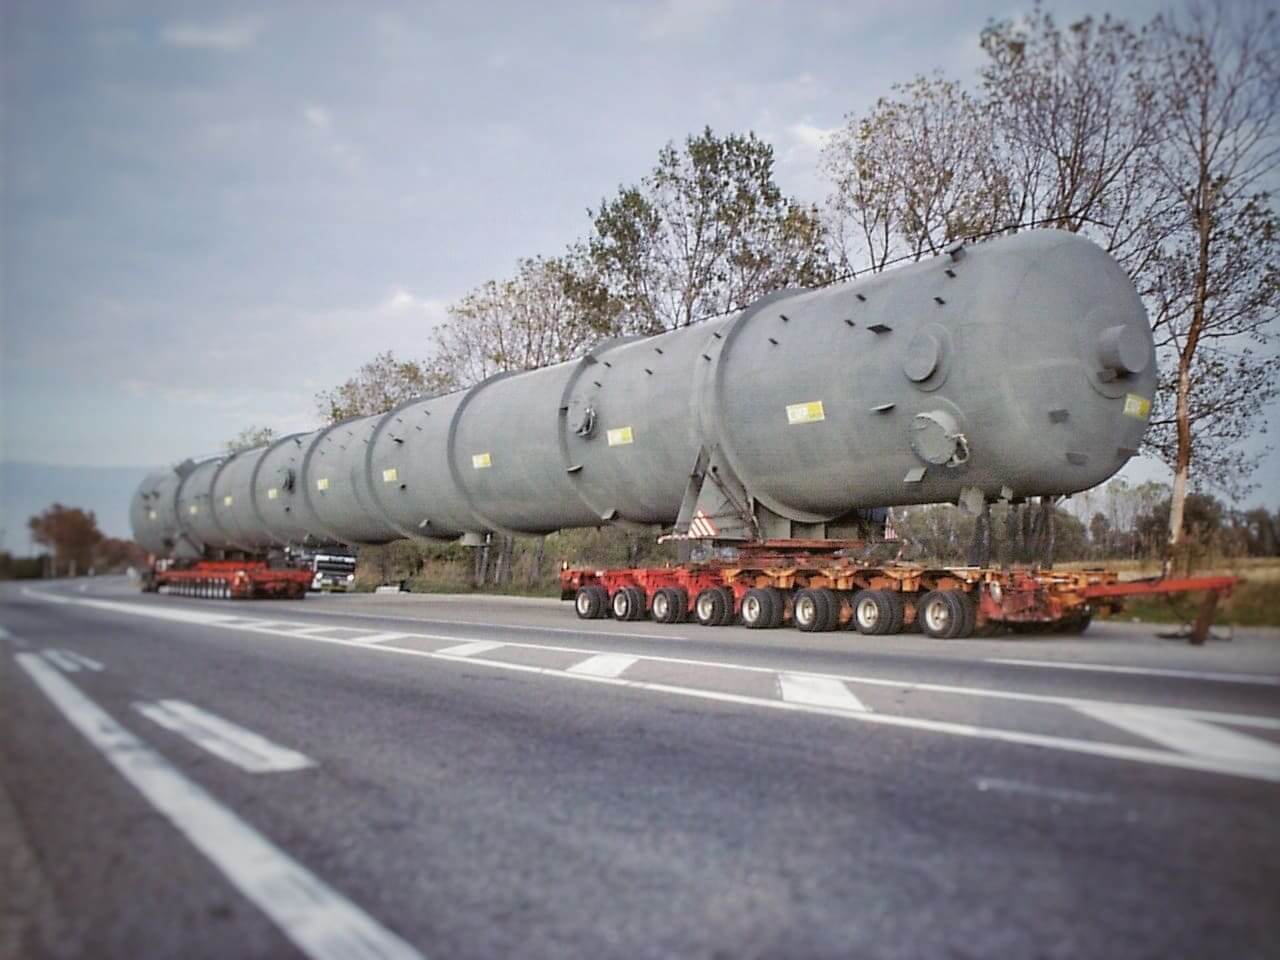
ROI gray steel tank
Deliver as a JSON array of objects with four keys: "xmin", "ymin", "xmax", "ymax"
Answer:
[{"xmin": 131, "ymin": 231, "xmax": 1155, "ymax": 556}]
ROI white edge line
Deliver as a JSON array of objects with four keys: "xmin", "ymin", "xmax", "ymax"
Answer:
[
  {"xmin": 988, "ymin": 657, "xmax": 1280, "ymax": 687},
  {"xmin": 14, "ymin": 654, "xmax": 421, "ymax": 960}
]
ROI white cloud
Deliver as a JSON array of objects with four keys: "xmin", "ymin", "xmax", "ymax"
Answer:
[
  {"xmin": 646, "ymin": 0, "xmax": 732, "ymax": 38},
  {"xmin": 303, "ymin": 105, "xmax": 332, "ymax": 130},
  {"xmin": 161, "ymin": 17, "xmax": 263, "ymax": 52},
  {"xmin": 785, "ymin": 122, "xmax": 837, "ymax": 154}
]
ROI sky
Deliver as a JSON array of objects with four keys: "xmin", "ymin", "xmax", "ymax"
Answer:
[{"xmin": 2, "ymin": 0, "xmax": 1276, "ymax": 511}]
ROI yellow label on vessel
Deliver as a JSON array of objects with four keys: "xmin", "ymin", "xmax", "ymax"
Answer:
[
  {"xmin": 472, "ymin": 452, "xmax": 492, "ymax": 469},
  {"xmin": 606, "ymin": 426, "xmax": 634, "ymax": 446},
  {"xmin": 189, "ymin": 504, "xmax": 198, "ymax": 515},
  {"xmin": 148, "ymin": 510, "xmax": 157, "ymax": 520},
  {"xmin": 1123, "ymin": 394, "xmax": 1151, "ymax": 419},
  {"xmin": 267, "ymin": 487, "xmax": 279, "ymax": 500},
  {"xmin": 382, "ymin": 467, "xmax": 399, "ymax": 483},
  {"xmin": 223, "ymin": 495, "xmax": 233, "ymax": 506},
  {"xmin": 786, "ymin": 400, "xmax": 826, "ymax": 424},
  {"xmin": 316, "ymin": 477, "xmax": 330, "ymax": 491}
]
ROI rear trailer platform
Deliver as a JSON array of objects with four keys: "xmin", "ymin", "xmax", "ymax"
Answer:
[
  {"xmin": 560, "ymin": 543, "xmax": 1238, "ymax": 643},
  {"xmin": 146, "ymin": 560, "xmax": 312, "ymax": 600}
]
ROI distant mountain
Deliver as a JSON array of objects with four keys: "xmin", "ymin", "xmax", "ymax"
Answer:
[{"xmin": 1, "ymin": 461, "xmax": 152, "ymax": 555}]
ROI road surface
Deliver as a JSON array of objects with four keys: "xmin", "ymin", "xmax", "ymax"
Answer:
[{"xmin": 3, "ymin": 576, "xmax": 1278, "ymax": 959}]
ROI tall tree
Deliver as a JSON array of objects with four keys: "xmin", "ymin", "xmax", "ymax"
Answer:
[
  {"xmin": 28, "ymin": 503, "xmax": 102, "ymax": 576},
  {"xmin": 315, "ymin": 351, "xmax": 445, "ymax": 423},
  {"xmin": 587, "ymin": 127, "xmax": 832, "ymax": 334},
  {"xmin": 1147, "ymin": 0, "xmax": 1280, "ymax": 556}
]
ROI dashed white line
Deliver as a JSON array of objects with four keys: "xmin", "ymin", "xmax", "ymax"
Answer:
[
  {"xmin": 988, "ymin": 658, "xmax": 1280, "ymax": 687},
  {"xmin": 350, "ymin": 632, "xmax": 410, "ymax": 645},
  {"xmin": 436, "ymin": 640, "xmax": 505, "ymax": 658},
  {"xmin": 14, "ymin": 654, "xmax": 422, "ymax": 960},
  {"xmin": 778, "ymin": 673, "xmax": 869, "ymax": 712},
  {"xmin": 135, "ymin": 700, "xmax": 315, "ymax": 773},
  {"xmin": 63, "ymin": 650, "xmax": 104, "ymax": 671},
  {"xmin": 43, "ymin": 649, "xmax": 84, "ymax": 672},
  {"xmin": 567, "ymin": 653, "xmax": 640, "ymax": 678}
]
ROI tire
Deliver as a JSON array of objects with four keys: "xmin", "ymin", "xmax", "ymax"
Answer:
[
  {"xmin": 652, "ymin": 587, "xmax": 679, "ymax": 624},
  {"xmin": 794, "ymin": 588, "xmax": 836, "ymax": 632},
  {"xmin": 575, "ymin": 585, "xmax": 606, "ymax": 619},
  {"xmin": 716, "ymin": 587, "xmax": 737, "ymax": 625},
  {"xmin": 627, "ymin": 586, "xmax": 648, "ymax": 620},
  {"xmin": 694, "ymin": 587, "xmax": 729, "ymax": 626},
  {"xmin": 852, "ymin": 589, "xmax": 896, "ymax": 635},
  {"xmin": 957, "ymin": 592, "xmax": 977, "ymax": 638},
  {"xmin": 611, "ymin": 587, "xmax": 645, "ymax": 621},
  {"xmin": 765, "ymin": 588, "xmax": 786, "ymax": 628},
  {"xmin": 740, "ymin": 588, "xmax": 777, "ymax": 629},
  {"xmin": 918, "ymin": 590, "xmax": 969, "ymax": 639}
]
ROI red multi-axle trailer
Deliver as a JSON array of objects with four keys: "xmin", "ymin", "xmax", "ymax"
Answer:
[
  {"xmin": 142, "ymin": 559, "xmax": 312, "ymax": 600},
  {"xmin": 559, "ymin": 541, "xmax": 1237, "ymax": 644}
]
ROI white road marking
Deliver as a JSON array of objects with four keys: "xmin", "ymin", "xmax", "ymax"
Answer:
[
  {"xmin": 135, "ymin": 700, "xmax": 315, "ymax": 773},
  {"xmin": 974, "ymin": 777, "xmax": 1110, "ymax": 805},
  {"xmin": 42, "ymin": 649, "xmax": 83, "ymax": 672},
  {"xmin": 23, "ymin": 589, "xmax": 1280, "ymax": 782},
  {"xmin": 567, "ymin": 653, "xmax": 639, "ymax": 678},
  {"xmin": 1074, "ymin": 702, "xmax": 1280, "ymax": 778},
  {"xmin": 350, "ymin": 632, "xmax": 410, "ymax": 645},
  {"xmin": 36, "ymin": 588, "xmax": 1275, "ymax": 729},
  {"xmin": 988, "ymin": 658, "xmax": 1280, "ymax": 686},
  {"xmin": 778, "ymin": 673, "xmax": 869, "ymax": 712},
  {"xmin": 436, "ymin": 640, "xmax": 505, "ymax": 658},
  {"xmin": 63, "ymin": 650, "xmax": 104, "ymax": 671},
  {"xmin": 14, "ymin": 654, "xmax": 422, "ymax": 960}
]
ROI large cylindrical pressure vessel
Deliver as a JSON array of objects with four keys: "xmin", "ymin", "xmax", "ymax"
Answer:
[{"xmin": 131, "ymin": 231, "xmax": 1155, "ymax": 557}]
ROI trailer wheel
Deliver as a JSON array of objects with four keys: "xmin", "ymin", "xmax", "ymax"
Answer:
[
  {"xmin": 652, "ymin": 587, "xmax": 680, "ymax": 624},
  {"xmin": 694, "ymin": 587, "xmax": 729, "ymax": 627},
  {"xmin": 959, "ymin": 593, "xmax": 977, "ymax": 638},
  {"xmin": 851, "ymin": 589, "xmax": 899, "ymax": 635},
  {"xmin": 766, "ymin": 588, "xmax": 786, "ymax": 628},
  {"xmin": 918, "ymin": 590, "xmax": 971, "ymax": 639},
  {"xmin": 611, "ymin": 586, "xmax": 644, "ymax": 621},
  {"xmin": 741, "ymin": 588, "xmax": 778, "ymax": 629},
  {"xmin": 794, "ymin": 588, "xmax": 836, "ymax": 632},
  {"xmin": 575, "ymin": 585, "xmax": 607, "ymax": 619}
]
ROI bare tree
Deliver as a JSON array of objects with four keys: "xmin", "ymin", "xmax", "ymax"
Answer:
[
  {"xmin": 980, "ymin": 5, "xmax": 1179, "ymax": 283},
  {"xmin": 430, "ymin": 255, "xmax": 603, "ymax": 389},
  {"xmin": 225, "ymin": 425, "xmax": 276, "ymax": 453},
  {"xmin": 823, "ymin": 75, "xmax": 1011, "ymax": 272},
  {"xmin": 588, "ymin": 127, "xmax": 832, "ymax": 333},
  {"xmin": 315, "ymin": 351, "xmax": 444, "ymax": 423},
  {"xmin": 1147, "ymin": 0, "xmax": 1280, "ymax": 558}
]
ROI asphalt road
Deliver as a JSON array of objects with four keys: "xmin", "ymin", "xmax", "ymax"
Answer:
[{"xmin": 3, "ymin": 576, "xmax": 1279, "ymax": 959}]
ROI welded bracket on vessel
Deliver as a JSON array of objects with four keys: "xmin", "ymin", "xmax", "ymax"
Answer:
[{"xmin": 904, "ymin": 467, "xmax": 926, "ymax": 483}]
